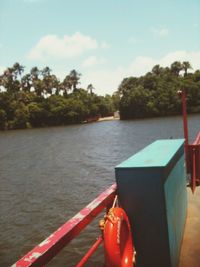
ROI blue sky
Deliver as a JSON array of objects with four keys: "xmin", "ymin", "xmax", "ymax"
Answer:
[{"xmin": 0, "ymin": 0, "xmax": 200, "ymax": 95}]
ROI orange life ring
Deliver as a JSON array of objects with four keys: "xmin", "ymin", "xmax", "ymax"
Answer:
[{"xmin": 103, "ymin": 207, "xmax": 134, "ymax": 267}]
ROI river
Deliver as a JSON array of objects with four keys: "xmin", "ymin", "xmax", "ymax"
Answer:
[{"xmin": 1, "ymin": 115, "xmax": 200, "ymax": 266}]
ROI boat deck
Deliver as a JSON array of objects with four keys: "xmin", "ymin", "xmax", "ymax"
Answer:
[{"xmin": 179, "ymin": 187, "xmax": 200, "ymax": 267}]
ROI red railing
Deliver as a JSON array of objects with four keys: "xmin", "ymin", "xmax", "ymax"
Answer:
[
  {"xmin": 179, "ymin": 90, "xmax": 200, "ymax": 193},
  {"xmin": 13, "ymin": 183, "xmax": 117, "ymax": 267},
  {"xmin": 188, "ymin": 134, "xmax": 200, "ymax": 193},
  {"xmin": 179, "ymin": 90, "xmax": 190, "ymax": 172}
]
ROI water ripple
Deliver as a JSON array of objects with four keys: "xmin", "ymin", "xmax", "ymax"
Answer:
[{"xmin": 1, "ymin": 116, "xmax": 200, "ymax": 266}]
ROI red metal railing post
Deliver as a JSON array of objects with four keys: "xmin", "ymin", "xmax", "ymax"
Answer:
[
  {"xmin": 177, "ymin": 90, "xmax": 200, "ymax": 192},
  {"xmin": 76, "ymin": 236, "xmax": 103, "ymax": 267},
  {"xmin": 191, "ymin": 147, "xmax": 196, "ymax": 193},
  {"xmin": 179, "ymin": 90, "xmax": 190, "ymax": 173},
  {"xmin": 13, "ymin": 183, "xmax": 117, "ymax": 267}
]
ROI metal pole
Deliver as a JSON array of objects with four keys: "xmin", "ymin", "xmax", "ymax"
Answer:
[
  {"xmin": 179, "ymin": 90, "xmax": 189, "ymax": 173},
  {"xmin": 76, "ymin": 236, "xmax": 103, "ymax": 267},
  {"xmin": 191, "ymin": 148, "xmax": 196, "ymax": 193}
]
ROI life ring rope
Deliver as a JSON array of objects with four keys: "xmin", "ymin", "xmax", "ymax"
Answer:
[{"xmin": 99, "ymin": 196, "xmax": 136, "ymax": 267}]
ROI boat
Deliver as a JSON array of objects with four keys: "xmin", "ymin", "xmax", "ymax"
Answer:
[
  {"xmin": 12, "ymin": 90, "xmax": 200, "ymax": 267},
  {"xmin": 85, "ymin": 115, "xmax": 100, "ymax": 123}
]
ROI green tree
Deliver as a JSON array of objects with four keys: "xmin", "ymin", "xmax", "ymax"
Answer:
[
  {"xmin": 112, "ymin": 91, "xmax": 120, "ymax": 110},
  {"xmin": 182, "ymin": 61, "xmax": 192, "ymax": 76},
  {"xmin": 41, "ymin": 66, "xmax": 51, "ymax": 77},
  {"xmin": 152, "ymin": 64, "xmax": 163, "ymax": 75},
  {"xmin": 97, "ymin": 95, "xmax": 114, "ymax": 117},
  {"xmin": 170, "ymin": 61, "xmax": 183, "ymax": 76},
  {"xmin": 0, "ymin": 109, "xmax": 7, "ymax": 129},
  {"xmin": 120, "ymin": 85, "xmax": 152, "ymax": 119},
  {"xmin": 0, "ymin": 67, "xmax": 20, "ymax": 93},
  {"xmin": 69, "ymin": 69, "xmax": 81, "ymax": 92},
  {"xmin": 21, "ymin": 74, "xmax": 32, "ymax": 92},
  {"xmin": 87, "ymin": 84, "xmax": 95, "ymax": 94},
  {"xmin": 9, "ymin": 103, "xmax": 29, "ymax": 129},
  {"xmin": 13, "ymin": 62, "xmax": 24, "ymax": 80},
  {"xmin": 61, "ymin": 75, "xmax": 72, "ymax": 96},
  {"xmin": 30, "ymin": 67, "xmax": 44, "ymax": 96},
  {"xmin": 28, "ymin": 102, "xmax": 48, "ymax": 127},
  {"xmin": 30, "ymin": 66, "xmax": 40, "ymax": 80}
]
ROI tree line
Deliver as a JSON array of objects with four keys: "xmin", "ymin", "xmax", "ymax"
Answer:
[
  {"xmin": 1, "ymin": 61, "xmax": 200, "ymax": 130},
  {"xmin": 0, "ymin": 63, "xmax": 116, "ymax": 130},
  {"xmin": 116, "ymin": 61, "xmax": 200, "ymax": 119}
]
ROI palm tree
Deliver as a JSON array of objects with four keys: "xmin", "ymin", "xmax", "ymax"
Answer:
[
  {"xmin": 30, "ymin": 66, "xmax": 40, "ymax": 80},
  {"xmin": 43, "ymin": 74, "xmax": 59, "ymax": 95},
  {"xmin": 170, "ymin": 61, "xmax": 183, "ymax": 76},
  {"xmin": 32, "ymin": 79, "xmax": 43, "ymax": 96},
  {"xmin": 182, "ymin": 61, "xmax": 192, "ymax": 76},
  {"xmin": 62, "ymin": 75, "xmax": 72, "ymax": 96},
  {"xmin": 41, "ymin": 66, "xmax": 51, "ymax": 78},
  {"xmin": 21, "ymin": 74, "xmax": 31, "ymax": 92},
  {"xmin": 87, "ymin": 84, "xmax": 95, "ymax": 94},
  {"xmin": 69, "ymin": 69, "xmax": 81, "ymax": 92},
  {"xmin": 41, "ymin": 67, "xmax": 54, "ymax": 95},
  {"xmin": 152, "ymin": 64, "xmax": 162, "ymax": 75},
  {"xmin": 13, "ymin": 62, "xmax": 24, "ymax": 80},
  {"xmin": 1, "ymin": 67, "xmax": 19, "ymax": 93},
  {"xmin": 30, "ymin": 67, "xmax": 44, "ymax": 96}
]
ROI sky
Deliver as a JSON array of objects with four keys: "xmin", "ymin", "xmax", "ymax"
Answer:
[{"xmin": 0, "ymin": 0, "xmax": 200, "ymax": 95}]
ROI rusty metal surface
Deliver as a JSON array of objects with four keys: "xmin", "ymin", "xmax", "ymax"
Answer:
[
  {"xmin": 12, "ymin": 183, "xmax": 117, "ymax": 267},
  {"xmin": 179, "ymin": 187, "xmax": 200, "ymax": 267}
]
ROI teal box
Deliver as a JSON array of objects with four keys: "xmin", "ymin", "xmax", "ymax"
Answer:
[{"xmin": 115, "ymin": 139, "xmax": 187, "ymax": 267}]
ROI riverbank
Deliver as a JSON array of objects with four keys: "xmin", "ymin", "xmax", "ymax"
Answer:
[{"xmin": 98, "ymin": 116, "xmax": 119, "ymax": 122}]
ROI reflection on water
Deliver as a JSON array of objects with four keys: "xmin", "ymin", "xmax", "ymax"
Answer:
[{"xmin": 0, "ymin": 115, "xmax": 200, "ymax": 266}]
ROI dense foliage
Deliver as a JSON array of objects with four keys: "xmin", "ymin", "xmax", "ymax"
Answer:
[
  {"xmin": 117, "ymin": 61, "xmax": 200, "ymax": 119},
  {"xmin": 1, "ymin": 61, "xmax": 200, "ymax": 130},
  {"xmin": 0, "ymin": 63, "xmax": 114, "ymax": 130}
]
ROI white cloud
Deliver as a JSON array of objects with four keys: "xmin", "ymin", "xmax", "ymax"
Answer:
[
  {"xmin": 151, "ymin": 27, "xmax": 169, "ymax": 37},
  {"xmin": 48, "ymin": 50, "xmax": 200, "ymax": 96},
  {"xmin": 81, "ymin": 50, "xmax": 200, "ymax": 95},
  {"xmin": 128, "ymin": 37, "xmax": 142, "ymax": 44},
  {"xmin": 127, "ymin": 51, "xmax": 200, "ymax": 77},
  {"xmin": 100, "ymin": 41, "xmax": 110, "ymax": 49},
  {"xmin": 81, "ymin": 68, "xmax": 124, "ymax": 95},
  {"xmin": 154, "ymin": 51, "xmax": 200, "ymax": 70},
  {"xmin": 28, "ymin": 32, "xmax": 99, "ymax": 60},
  {"xmin": 82, "ymin": 56, "xmax": 106, "ymax": 68},
  {"xmin": 129, "ymin": 56, "xmax": 156, "ymax": 76},
  {"xmin": 0, "ymin": 66, "xmax": 6, "ymax": 74},
  {"xmin": 82, "ymin": 56, "xmax": 97, "ymax": 67}
]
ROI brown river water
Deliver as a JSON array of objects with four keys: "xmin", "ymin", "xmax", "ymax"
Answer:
[{"xmin": 1, "ymin": 115, "xmax": 200, "ymax": 266}]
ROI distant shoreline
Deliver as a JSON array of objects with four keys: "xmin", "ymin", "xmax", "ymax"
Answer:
[{"xmin": 98, "ymin": 116, "xmax": 120, "ymax": 122}]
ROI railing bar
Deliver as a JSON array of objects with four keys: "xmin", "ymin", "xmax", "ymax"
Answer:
[
  {"xmin": 76, "ymin": 236, "xmax": 103, "ymax": 267},
  {"xmin": 192, "ymin": 132, "xmax": 200, "ymax": 145},
  {"xmin": 13, "ymin": 183, "xmax": 117, "ymax": 267},
  {"xmin": 192, "ymin": 148, "xmax": 196, "ymax": 193}
]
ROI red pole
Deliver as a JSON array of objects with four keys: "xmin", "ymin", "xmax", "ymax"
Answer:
[
  {"xmin": 191, "ymin": 147, "xmax": 196, "ymax": 193},
  {"xmin": 179, "ymin": 90, "xmax": 189, "ymax": 172},
  {"xmin": 76, "ymin": 236, "xmax": 103, "ymax": 267}
]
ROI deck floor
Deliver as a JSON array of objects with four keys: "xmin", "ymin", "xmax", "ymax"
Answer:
[{"xmin": 179, "ymin": 187, "xmax": 200, "ymax": 267}]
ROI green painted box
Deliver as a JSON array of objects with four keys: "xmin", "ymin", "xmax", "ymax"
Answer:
[{"xmin": 115, "ymin": 139, "xmax": 187, "ymax": 267}]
